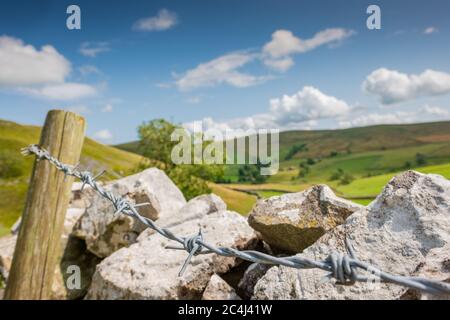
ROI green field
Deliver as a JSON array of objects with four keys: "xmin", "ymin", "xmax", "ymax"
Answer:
[
  {"xmin": 213, "ymin": 122, "xmax": 450, "ymax": 213},
  {"xmin": 336, "ymin": 162, "xmax": 450, "ymax": 198},
  {"xmin": 0, "ymin": 119, "xmax": 145, "ymax": 236}
]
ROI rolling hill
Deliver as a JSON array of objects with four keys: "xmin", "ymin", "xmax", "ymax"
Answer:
[
  {"xmin": 0, "ymin": 119, "xmax": 145, "ymax": 236},
  {"xmin": 116, "ymin": 121, "xmax": 450, "ymax": 159},
  {"xmin": 116, "ymin": 121, "xmax": 450, "ymax": 209},
  {"xmin": 116, "ymin": 121, "xmax": 450, "ymax": 180}
]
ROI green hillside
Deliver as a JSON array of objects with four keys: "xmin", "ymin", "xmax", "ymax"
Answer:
[
  {"xmin": 0, "ymin": 119, "xmax": 145, "ymax": 236},
  {"xmin": 116, "ymin": 121, "xmax": 450, "ymax": 159},
  {"xmin": 114, "ymin": 121, "xmax": 450, "ymax": 210},
  {"xmin": 277, "ymin": 121, "xmax": 450, "ymax": 159}
]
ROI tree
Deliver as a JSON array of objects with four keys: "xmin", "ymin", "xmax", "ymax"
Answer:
[
  {"xmin": 138, "ymin": 119, "xmax": 178, "ymax": 167},
  {"xmin": 137, "ymin": 119, "xmax": 224, "ymax": 199}
]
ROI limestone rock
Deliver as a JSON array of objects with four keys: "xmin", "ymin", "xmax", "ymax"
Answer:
[
  {"xmin": 252, "ymin": 171, "xmax": 450, "ymax": 300},
  {"xmin": 70, "ymin": 181, "xmax": 99, "ymax": 209},
  {"xmin": 137, "ymin": 193, "xmax": 226, "ymax": 241},
  {"xmin": 85, "ymin": 211, "xmax": 258, "ymax": 300},
  {"xmin": 0, "ymin": 235, "xmax": 16, "ymax": 281},
  {"xmin": 248, "ymin": 185, "xmax": 362, "ymax": 253},
  {"xmin": 202, "ymin": 274, "xmax": 241, "ymax": 300},
  {"xmin": 400, "ymin": 243, "xmax": 450, "ymax": 300},
  {"xmin": 73, "ymin": 168, "xmax": 186, "ymax": 258}
]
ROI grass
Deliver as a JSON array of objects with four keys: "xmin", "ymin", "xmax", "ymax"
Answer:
[
  {"xmin": 336, "ymin": 162, "xmax": 450, "ymax": 199},
  {"xmin": 276, "ymin": 142, "xmax": 450, "ymax": 183},
  {"xmin": 209, "ymin": 183, "xmax": 257, "ymax": 215}
]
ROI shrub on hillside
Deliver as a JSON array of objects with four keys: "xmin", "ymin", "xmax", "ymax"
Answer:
[{"xmin": 137, "ymin": 119, "xmax": 225, "ymax": 199}]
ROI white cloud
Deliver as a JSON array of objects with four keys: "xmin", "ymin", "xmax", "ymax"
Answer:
[
  {"xmin": 262, "ymin": 28, "xmax": 354, "ymax": 71},
  {"xmin": 184, "ymin": 86, "xmax": 350, "ymax": 132},
  {"xmin": 20, "ymin": 82, "xmax": 96, "ymax": 100},
  {"xmin": 79, "ymin": 42, "xmax": 110, "ymax": 57},
  {"xmin": 363, "ymin": 68, "xmax": 450, "ymax": 104},
  {"xmin": 424, "ymin": 26, "xmax": 438, "ymax": 34},
  {"xmin": 175, "ymin": 52, "xmax": 269, "ymax": 90},
  {"xmin": 339, "ymin": 105, "xmax": 450, "ymax": 128},
  {"xmin": 0, "ymin": 36, "xmax": 71, "ymax": 87},
  {"xmin": 263, "ymin": 57, "xmax": 294, "ymax": 72},
  {"xmin": 0, "ymin": 36, "xmax": 98, "ymax": 101},
  {"xmin": 174, "ymin": 27, "xmax": 354, "ymax": 89},
  {"xmin": 420, "ymin": 105, "xmax": 449, "ymax": 116},
  {"xmin": 102, "ymin": 103, "xmax": 113, "ymax": 112},
  {"xmin": 270, "ymin": 86, "xmax": 351, "ymax": 124},
  {"xmin": 133, "ymin": 9, "xmax": 178, "ymax": 32},
  {"xmin": 339, "ymin": 111, "xmax": 416, "ymax": 128},
  {"xmin": 94, "ymin": 129, "xmax": 113, "ymax": 141}
]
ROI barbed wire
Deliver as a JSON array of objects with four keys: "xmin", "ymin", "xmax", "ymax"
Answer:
[{"xmin": 21, "ymin": 144, "xmax": 450, "ymax": 297}]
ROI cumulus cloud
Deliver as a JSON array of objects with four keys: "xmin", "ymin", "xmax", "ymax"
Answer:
[
  {"xmin": 339, "ymin": 105, "xmax": 450, "ymax": 128},
  {"xmin": 94, "ymin": 129, "xmax": 113, "ymax": 141},
  {"xmin": 0, "ymin": 36, "xmax": 98, "ymax": 100},
  {"xmin": 79, "ymin": 42, "xmax": 110, "ymax": 57},
  {"xmin": 363, "ymin": 68, "xmax": 450, "ymax": 104},
  {"xmin": 269, "ymin": 86, "xmax": 351, "ymax": 124},
  {"xmin": 262, "ymin": 28, "xmax": 354, "ymax": 71},
  {"xmin": 424, "ymin": 26, "xmax": 438, "ymax": 34},
  {"xmin": 184, "ymin": 86, "xmax": 350, "ymax": 132},
  {"xmin": 20, "ymin": 82, "xmax": 97, "ymax": 100},
  {"xmin": 175, "ymin": 52, "xmax": 269, "ymax": 90},
  {"xmin": 133, "ymin": 9, "xmax": 178, "ymax": 31},
  {"xmin": 0, "ymin": 36, "xmax": 71, "ymax": 86}
]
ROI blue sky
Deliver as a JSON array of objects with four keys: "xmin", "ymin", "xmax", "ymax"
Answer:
[{"xmin": 1, "ymin": 0, "xmax": 450, "ymax": 143}]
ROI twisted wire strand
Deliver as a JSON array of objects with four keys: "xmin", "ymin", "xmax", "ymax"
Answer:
[{"xmin": 21, "ymin": 144, "xmax": 450, "ymax": 296}]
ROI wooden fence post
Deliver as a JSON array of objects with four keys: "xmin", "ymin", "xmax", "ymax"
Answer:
[{"xmin": 4, "ymin": 110, "xmax": 85, "ymax": 300}]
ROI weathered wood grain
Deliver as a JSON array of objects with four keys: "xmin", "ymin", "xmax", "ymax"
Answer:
[{"xmin": 4, "ymin": 110, "xmax": 85, "ymax": 299}]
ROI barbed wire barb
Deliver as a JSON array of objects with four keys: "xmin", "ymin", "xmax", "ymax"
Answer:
[{"xmin": 21, "ymin": 144, "xmax": 450, "ymax": 297}]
